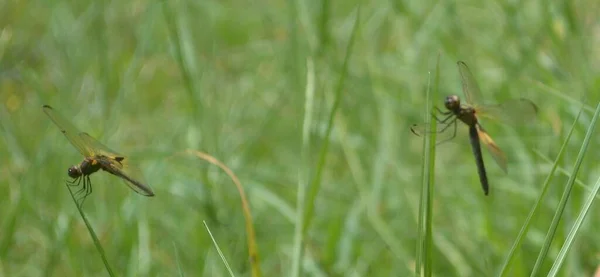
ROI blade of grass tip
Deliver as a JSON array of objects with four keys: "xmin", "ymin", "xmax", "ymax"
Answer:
[
  {"xmin": 66, "ymin": 184, "xmax": 115, "ymax": 277},
  {"xmin": 530, "ymin": 100, "xmax": 600, "ymax": 276},
  {"xmin": 498, "ymin": 103, "xmax": 585, "ymax": 276},
  {"xmin": 172, "ymin": 242, "xmax": 185, "ymax": 277},
  {"xmin": 203, "ymin": 221, "xmax": 236, "ymax": 277},
  {"xmin": 424, "ymin": 53, "xmax": 441, "ymax": 277},
  {"xmin": 291, "ymin": 57, "xmax": 315, "ymax": 277},
  {"xmin": 301, "ymin": 6, "xmax": 360, "ymax": 236},
  {"xmin": 547, "ymin": 101, "xmax": 600, "ymax": 277}
]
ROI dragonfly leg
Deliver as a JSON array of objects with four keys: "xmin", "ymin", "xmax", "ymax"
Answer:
[
  {"xmin": 434, "ymin": 106, "xmax": 452, "ymax": 115},
  {"xmin": 75, "ymin": 177, "xmax": 89, "ymax": 207},
  {"xmin": 410, "ymin": 114, "xmax": 456, "ymax": 136},
  {"xmin": 436, "ymin": 114, "xmax": 456, "ymax": 124},
  {"xmin": 77, "ymin": 176, "xmax": 93, "ymax": 208},
  {"xmin": 68, "ymin": 177, "xmax": 87, "ymax": 197},
  {"xmin": 434, "ymin": 116, "xmax": 457, "ymax": 134},
  {"xmin": 432, "ymin": 108, "xmax": 453, "ymax": 123},
  {"xmin": 435, "ymin": 118, "xmax": 458, "ymax": 145},
  {"xmin": 66, "ymin": 177, "xmax": 80, "ymax": 187}
]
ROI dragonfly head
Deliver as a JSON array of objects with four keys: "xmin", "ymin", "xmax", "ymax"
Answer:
[
  {"xmin": 444, "ymin": 95, "xmax": 461, "ymax": 111},
  {"xmin": 68, "ymin": 166, "xmax": 82, "ymax": 178}
]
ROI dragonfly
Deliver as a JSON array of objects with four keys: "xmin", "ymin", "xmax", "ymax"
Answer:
[
  {"xmin": 411, "ymin": 61, "xmax": 538, "ymax": 195},
  {"xmin": 43, "ymin": 105, "xmax": 155, "ymax": 206}
]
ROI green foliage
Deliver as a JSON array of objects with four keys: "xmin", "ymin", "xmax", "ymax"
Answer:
[{"xmin": 1, "ymin": 0, "xmax": 600, "ymax": 276}]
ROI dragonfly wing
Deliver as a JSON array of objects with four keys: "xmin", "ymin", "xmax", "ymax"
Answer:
[
  {"xmin": 97, "ymin": 157, "xmax": 155, "ymax": 196},
  {"xmin": 78, "ymin": 132, "xmax": 123, "ymax": 157},
  {"xmin": 43, "ymin": 105, "xmax": 93, "ymax": 157},
  {"xmin": 457, "ymin": 61, "xmax": 483, "ymax": 105},
  {"xmin": 80, "ymin": 133, "xmax": 154, "ymax": 196},
  {"xmin": 476, "ymin": 98, "xmax": 538, "ymax": 125},
  {"xmin": 476, "ymin": 124, "xmax": 508, "ymax": 173},
  {"xmin": 410, "ymin": 120, "xmax": 458, "ymax": 143}
]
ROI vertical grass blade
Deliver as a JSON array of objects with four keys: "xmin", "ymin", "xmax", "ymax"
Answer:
[
  {"xmin": 530, "ymin": 100, "xmax": 600, "ymax": 276},
  {"xmin": 416, "ymin": 54, "xmax": 440, "ymax": 277},
  {"xmin": 300, "ymin": 5, "xmax": 360, "ymax": 245},
  {"xmin": 172, "ymin": 242, "xmax": 185, "ymax": 277},
  {"xmin": 291, "ymin": 58, "xmax": 315, "ymax": 277},
  {"xmin": 498, "ymin": 104, "xmax": 585, "ymax": 276},
  {"xmin": 161, "ymin": 0, "xmax": 201, "ymax": 116}
]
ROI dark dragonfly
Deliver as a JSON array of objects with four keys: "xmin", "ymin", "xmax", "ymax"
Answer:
[
  {"xmin": 43, "ymin": 105, "xmax": 155, "ymax": 206},
  {"xmin": 411, "ymin": 61, "xmax": 538, "ymax": 195}
]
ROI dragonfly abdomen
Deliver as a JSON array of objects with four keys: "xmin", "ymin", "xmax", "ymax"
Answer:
[{"xmin": 468, "ymin": 125, "xmax": 489, "ymax": 195}]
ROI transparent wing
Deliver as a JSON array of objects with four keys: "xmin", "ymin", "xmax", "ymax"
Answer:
[
  {"xmin": 457, "ymin": 61, "xmax": 482, "ymax": 106},
  {"xmin": 476, "ymin": 98, "xmax": 538, "ymax": 125},
  {"xmin": 79, "ymin": 132, "xmax": 123, "ymax": 157},
  {"xmin": 97, "ymin": 156, "xmax": 155, "ymax": 197},
  {"xmin": 43, "ymin": 105, "xmax": 93, "ymax": 157},
  {"xmin": 476, "ymin": 124, "xmax": 508, "ymax": 173}
]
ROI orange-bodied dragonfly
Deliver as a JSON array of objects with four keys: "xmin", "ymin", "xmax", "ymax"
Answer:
[
  {"xmin": 43, "ymin": 105, "xmax": 154, "ymax": 206},
  {"xmin": 411, "ymin": 61, "xmax": 538, "ymax": 195}
]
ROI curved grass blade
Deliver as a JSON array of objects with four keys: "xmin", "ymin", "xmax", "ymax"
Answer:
[
  {"xmin": 184, "ymin": 150, "xmax": 261, "ymax": 277},
  {"xmin": 530, "ymin": 100, "xmax": 600, "ymax": 276},
  {"xmin": 498, "ymin": 104, "xmax": 584, "ymax": 276}
]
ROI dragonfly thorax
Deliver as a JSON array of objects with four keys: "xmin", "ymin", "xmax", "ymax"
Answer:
[
  {"xmin": 69, "ymin": 158, "xmax": 102, "ymax": 178},
  {"xmin": 444, "ymin": 95, "xmax": 461, "ymax": 112}
]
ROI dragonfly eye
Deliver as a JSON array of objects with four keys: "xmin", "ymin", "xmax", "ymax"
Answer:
[
  {"xmin": 444, "ymin": 95, "xmax": 460, "ymax": 110},
  {"xmin": 68, "ymin": 166, "xmax": 82, "ymax": 178}
]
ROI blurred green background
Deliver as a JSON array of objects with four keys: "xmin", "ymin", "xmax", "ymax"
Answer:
[{"xmin": 2, "ymin": 0, "xmax": 600, "ymax": 276}]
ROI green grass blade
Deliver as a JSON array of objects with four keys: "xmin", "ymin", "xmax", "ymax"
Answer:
[
  {"xmin": 414, "ymin": 71, "xmax": 431, "ymax": 277},
  {"xmin": 204, "ymin": 221, "xmax": 235, "ymax": 277},
  {"xmin": 498, "ymin": 104, "xmax": 585, "ymax": 276},
  {"xmin": 301, "ymin": 6, "xmax": 360, "ymax": 238},
  {"xmin": 161, "ymin": 0, "xmax": 201, "ymax": 115},
  {"xmin": 67, "ymin": 185, "xmax": 115, "ymax": 277},
  {"xmin": 295, "ymin": 7, "xmax": 358, "ymax": 276},
  {"xmin": 416, "ymin": 54, "xmax": 440, "ymax": 277},
  {"xmin": 546, "ymin": 101, "xmax": 600, "ymax": 277},
  {"xmin": 172, "ymin": 242, "xmax": 185, "ymax": 277},
  {"xmin": 291, "ymin": 57, "xmax": 316, "ymax": 277},
  {"xmin": 530, "ymin": 100, "xmax": 600, "ymax": 276}
]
